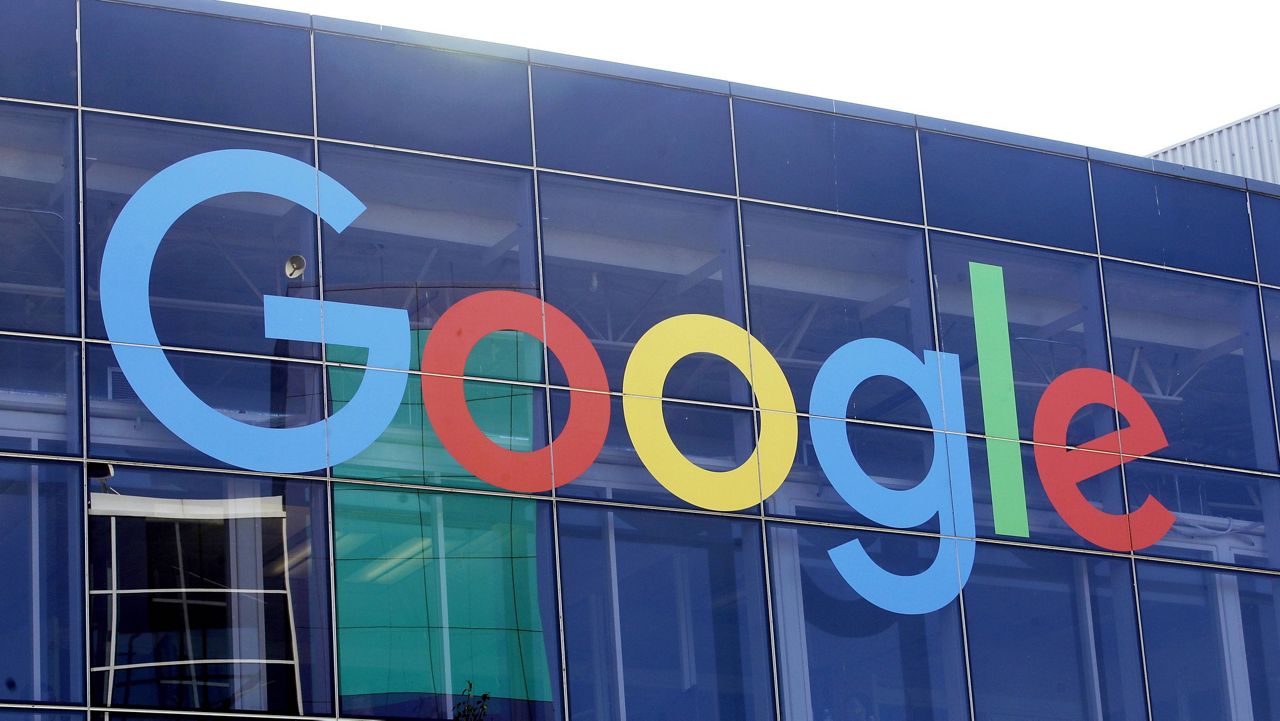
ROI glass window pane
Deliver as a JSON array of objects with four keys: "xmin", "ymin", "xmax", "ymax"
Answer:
[
  {"xmin": 964, "ymin": 544, "xmax": 1147, "ymax": 721},
  {"xmin": 931, "ymin": 232, "xmax": 1113, "ymax": 442},
  {"xmin": 1103, "ymin": 262, "xmax": 1276, "ymax": 470},
  {"xmin": 552, "ymin": 391, "xmax": 759, "ymax": 511},
  {"xmin": 87, "ymin": 465, "xmax": 332, "ymax": 715},
  {"xmin": 733, "ymin": 100, "xmax": 922, "ymax": 222},
  {"xmin": 83, "ymin": 114, "xmax": 320, "ymax": 359},
  {"xmin": 318, "ymin": 142, "xmax": 542, "ymax": 380},
  {"xmin": 1125, "ymin": 459, "xmax": 1280, "ymax": 571},
  {"xmin": 0, "ymin": 458, "xmax": 84, "ymax": 705},
  {"xmin": 1094, "ymin": 164, "xmax": 1254, "ymax": 279},
  {"xmin": 333, "ymin": 485, "xmax": 562, "ymax": 721},
  {"xmin": 87, "ymin": 344, "xmax": 325, "ymax": 471},
  {"xmin": 1254, "ymin": 192, "xmax": 1280, "ymax": 286},
  {"xmin": 0, "ymin": 0, "xmax": 77, "ymax": 103},
  {"xmin": 0, "ymin": 336, "xmax": 80, "ymax": 455},
  {"xmin": 540, "ymin": 174, "xmax": 748, "ymax": 404},
  {"xmin": 765, "ymin": 418, "xmax": 943, "ymax": 532},
  {"xmin": 81, "ymin": 0, "xmax": 313, "ymax": 133},
  {"xmin": 315, "ymin": 33, "xmax": 532, "ymax": 164},
  {"xmin": 1138, "ymin": 561, "xmax": 1280, "ymax": 721},
  {"xmin": 0, "ymin": 102, "xmax": 78, "ymax": 335},
  {"xmin": 744, "ymin": 202, "xmax": 933, "ymax": 424},
  {"xmin": 921, "ymin": 132, "xmax": 1095, "ymax": 251},
  {"xmin": 532, "ymin": 67, "xmax": 734, "ymax": 193},
  {"xmin": 330, "ymin": 368, "xmax": 550, "ymax": 493},
  {"xmin": 768, "ymin": 522, "xmax": 969, "ymax": 721},
  {"xmin": 559, "ymin": 505, "xmax": 773, "ymax": 721},
  {"xmin": 969, "ymin": 438, "xmax": 1126, "ymax": 550},
  {"xmin": 0, "ymin": 712, "xmax": 84, "ymax": 721}
]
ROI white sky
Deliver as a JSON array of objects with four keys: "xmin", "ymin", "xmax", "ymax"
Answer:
[{"xmin": 234, "ymin": 0, "xmax": 1277, "ymax": 156}]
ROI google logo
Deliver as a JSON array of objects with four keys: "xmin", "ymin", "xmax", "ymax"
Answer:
[{"xmin": 100, "ymin": 150, "xmax": 1176, "ymax": 616}]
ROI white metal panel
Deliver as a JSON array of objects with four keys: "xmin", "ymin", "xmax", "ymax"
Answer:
[{"xmin": 1150, "ymin": 105, "xmax": 1280, "ymax": 184}]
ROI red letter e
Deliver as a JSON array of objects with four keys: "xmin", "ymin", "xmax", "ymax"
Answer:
[{"xmin": 1033, "ymin": 368, "xmax": 1174, "ymax": 552}]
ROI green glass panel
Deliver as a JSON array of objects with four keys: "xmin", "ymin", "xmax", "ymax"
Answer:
[
  {"xmin": 327, "ymin": 328, "xmax": 544, "ymax": 383},
  {"xmin": 328, "ymin": 366, "xmax": 542, "ymax": 490},
  {"xmin": 334, "ymin": 484, "xmax": 554, "ymax": 704}
]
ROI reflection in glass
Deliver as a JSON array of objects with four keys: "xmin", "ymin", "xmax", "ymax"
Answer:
[
  {"xmin": 970, "ymin": 438, "xmax": 1126, "ymax": 550},
  {"xmin": 333, "ymin": 485, "xmax": 561, "ymax": 721},
  {"xmin": 87, "ymin": 344, "xmax": 324, "ymax": 471},
  {"xmin": 768, "ymin": 523, "xmax": 968, "ymax": 721},
  {"xmin": 552, "ymin": 391, "xmax": 759, "ymax": 511},
  {"xmin": 765, "ymin": 418, "xmax": 942, "ymax": 531},
  {"xmin": 540, "ymin": 174, "xmax": 747, "ymax": 403},
  {"xmin": 1103, "ymin": 262, "xmax": 1276, "ymax": 471},
  {"xmin": 1138, "ymin": 561, "xmax": 1280, "ymax": 721},
  {"xmin": 330, "ymin": 369, "xmax": 547, "ymax": 492},
  {"xmin": 964, "ymin": 544, "xmax": 1147, "ymax": 721},
  {"xmin": 87, "ymin": 466, "xmax": 332, "ymax": 714},
  {"xmin": 1125, "ymin": 459, "xmax": 1280, "ymax": 571},
  {"xmin": 0, "ymin": 336, "xmax": 79, "ymax": 455},
  {"xmin": 0, "ymin": 102, "xmax": 77, "ymax": 335},
  {"xmin": 83, "ymin": 113, "xmax": 320, "ymax": 359},
  {"xmin": 932, "ymin": 232, "xmax": 1113, "ymax": 442},
  {"xmin": 0, "ymin": 458, "xmax": 83, "ymax": 705},
  {"xmin": 743, "ymin": 202, "xmax": 932, "ymax": 423},
  {"xmin": 559, "ymin": 505, "xmax": 773, "ymax": 721}
]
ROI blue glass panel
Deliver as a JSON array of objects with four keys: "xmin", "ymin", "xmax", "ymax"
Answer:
[
  {"xmin": 559, "ymin": 505, "xmax": 773, "ymax": 721},
  {"xmin": 765, "ymin": 417, "xmax": 943, "ymax": 532},
  {"xmin": 1124, "ymin": 459, "xmax": 1280, "ymax": 571},
  {"xmin": 0, "ymin": 336, "xmax": 80, "ymax": 455},
  {"xmin": 86, "ymin": 465, "xmax": 332, "ymax": 714},
  {"xmin": 81, "ymin": 0, "xmax": 312, "ymax": 133},
  {"xmin": 931, "ymin": 232, "xmax": 1113, "ymax": 442},
  {"xmin": 330, "ymin": 367, "xmax": 550, "ymax": 494},
  {"xmin": 539, "ymin": 175, "xmax": 748, "ymax": 404},
  {"xmin": 768, "ymin": 523, "xmax": 969, "ymax": 721},
  {"xmin": 532, "ymin": 67, "xmax": 734, "ymax": 193},
  {"xmin": 552, "ymin": 391, "xmax": 759, "ymax": 512},
  {"xmin": 1093, "ymin": 163, "xmax": 1254, "ymax": 279},
  {"xmin": 0, "ymin": 0, "xmax": 76, "ymax": 103},
  {"xmin": 318, "ymin": 143, "xmax": 541, "ymax": 380},
  {"xmin": 0, "ymin": 458, "xmax": 83, "ymax": 705},
  {"xmin": 968, "ymin": 438, "xmax": 1126, "ymax": 550},
  {"xmin": 1104, "ymin": 262, "xmax": 1276, "ymax": 471},
  {"xmin": 0, "ymin": 712, "xmax": 84, "ymax": 721},
  {"xmin": 1263, "ymin": 288, "xmax": 1280, "ymax": 438},
  {"xmin": 86, "ymin": 344, "xmax": 325, "ymax": 471},
  {"xmin": 965, "ymin": 544, "xmax": 1146, "ymax": 721},
  {"xmin": 83, "ymin": 114, "xmax": 320, "ymax": 359},
  {"xmin": 1253, "ymin": 192, "xmax": 1280, "ymax": 285},
  {"xmin": 315, "ymin": 33, "xmax": 531, "ymax": 163},
  {"xmin": 333, "ymin": 485, "xmax": 561, "ymax": 721},
  {"xmin": 1138, "ymin": 561, "xmax": 1280, "ymax": 721},
  {"xmin": 921, "ymin": 132, "xmax": 1095, "ymax": 251},
  {"xmin": 743, "ymin": 202, "xmax": 933, "ymax": 424},
  {"xmin": 0, "ymin": 102, "xmax": 78, "ymax": 335},
  {"xmin": 733, "ymin": 100, "xmax": 922, "ymax": 222}
]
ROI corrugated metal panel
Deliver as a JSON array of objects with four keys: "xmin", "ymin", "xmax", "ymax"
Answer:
[{"xmin": 1150, "ymin": 104, "xmax": 1280, "ymax": 184}]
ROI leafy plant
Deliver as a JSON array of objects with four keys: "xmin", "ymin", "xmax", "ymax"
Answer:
[{"xmin": 454, "ymin": 680, "xmax": 490, "ymax": 721}]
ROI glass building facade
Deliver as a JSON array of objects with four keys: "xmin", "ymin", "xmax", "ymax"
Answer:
[{"xmin": 3, "ymin": 1, "xmax": 1280, "ymax": 720}]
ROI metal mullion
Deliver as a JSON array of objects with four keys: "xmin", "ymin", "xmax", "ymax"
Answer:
[
  {"xmin": 1086, "ymin": 157, "xmax": 1156, "ymax": 721},
  {"xmin": 915, "ymin": 123, "xmax": 978, "ymax": 721},
  {"xmin": 75, "ymin": 1, "xmax": 92, "ymax": 714}
]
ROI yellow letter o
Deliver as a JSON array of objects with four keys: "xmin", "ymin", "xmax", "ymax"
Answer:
[{"xmin": 622, "ymin": 314, "xmax": 797, "ymax": 511}]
